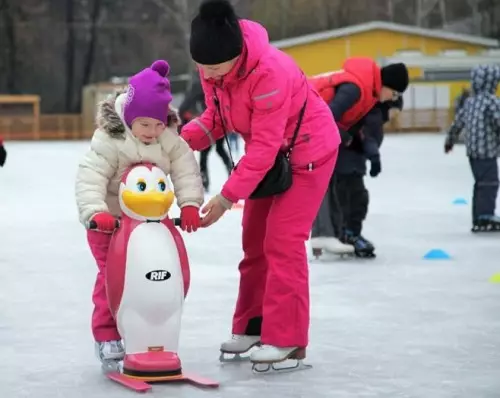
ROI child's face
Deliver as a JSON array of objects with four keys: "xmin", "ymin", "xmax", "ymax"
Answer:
[{"xmin": 131, "ymin": 117, "xmax": 165, "ymax": 144}]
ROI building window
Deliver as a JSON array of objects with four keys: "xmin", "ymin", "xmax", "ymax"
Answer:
[{"xmin": 423, "ymin": 70, "xmax": 472, "ymax": 81}]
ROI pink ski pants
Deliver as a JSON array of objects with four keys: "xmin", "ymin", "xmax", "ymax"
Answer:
[
  {"xmin": 87, "ymin": 231, "xmax": 121, "ymax": 342},
  {"xmin": 232, "ymin": 150, "xmax": 338, "ymax": 348}
]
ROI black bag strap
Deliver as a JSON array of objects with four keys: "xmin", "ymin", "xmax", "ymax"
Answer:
[{"xmin": 213, "ymin": 87, "xmax": 235, "ymax": 169}]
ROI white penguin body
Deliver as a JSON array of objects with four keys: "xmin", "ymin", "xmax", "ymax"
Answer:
[{"xmin": 116, "ymin": 220, "xmax": 184, "ymax": 355}]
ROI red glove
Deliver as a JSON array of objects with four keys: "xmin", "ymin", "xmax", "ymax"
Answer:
[
  {"xmin": 90, "ymin": 212, "xmax": 117, "ymax": 233},
  {"xmin": 180, "ymin": 206, "xmax": 201, "ymax": 233}
]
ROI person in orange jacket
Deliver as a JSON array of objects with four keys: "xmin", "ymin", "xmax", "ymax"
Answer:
[{"xmin": 309, "ymin": 58, "xmax": 409, "ymax": 258}]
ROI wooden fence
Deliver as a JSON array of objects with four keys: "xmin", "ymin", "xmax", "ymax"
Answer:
[
  {"xmin": 0, "ymin": 109, "xmax": 454, "ymax": 140},
  {"xmin": 0, "ymin": 114, "xmax": 83, "ymax": 140}
]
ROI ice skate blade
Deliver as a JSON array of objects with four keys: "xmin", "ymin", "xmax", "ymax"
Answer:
[
  {"xmin": 219, "ymin": 342, "xmax": 261, "ymax": 363},
  {"xmin": 252, "ymin": 360, "xmax": 312, "ymax": 374}
]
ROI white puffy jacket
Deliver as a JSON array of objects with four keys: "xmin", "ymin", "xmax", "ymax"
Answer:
[{"xmin": 75, "ymin": 92, "xmax": 204, "ymax": 225}]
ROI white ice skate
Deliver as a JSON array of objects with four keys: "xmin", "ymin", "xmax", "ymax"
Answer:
[
  {"xmin": 95, "ymin": 340, "xmax": 125, "ymax": 373},
  {"xmin": 219, "ymin": 334, "xmax": 261, "ymax": 363},
  {"xmin": 249, "ymin": 345, "xmax": 312, "ymax": 374},
  {"xmin": 310, "ymin": 237, "xmax": 354, "ymax": 259}
]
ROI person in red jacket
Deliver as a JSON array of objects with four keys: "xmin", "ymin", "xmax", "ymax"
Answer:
[
  {"xmin": 0, "ymin": 137, "xmax": 6, "ymax": 167},
  {"xmin": 309, "ymin": 58, "xmax": 409, "ymax": 258},
  {"xmin": 181, "ymin": 0, "xmax": 340, "ymax": 367}
]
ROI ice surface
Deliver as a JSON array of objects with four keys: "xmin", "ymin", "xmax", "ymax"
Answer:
[{"xmin": 1, "ymin": 134, "xmax": 500, "ymax": 398}]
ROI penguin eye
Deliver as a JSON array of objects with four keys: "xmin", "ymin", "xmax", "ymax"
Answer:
[
  {"xmin": 157, "ymin": 180, "xmax": 166, "ymax": 191},
  {"xmin": 136, "ymin": 180, "xmax": 147, "ymax": 192}
]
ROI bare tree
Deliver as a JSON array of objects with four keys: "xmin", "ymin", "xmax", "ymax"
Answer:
[
  {"xmin": 65, "ymin": 0, "xmax": 75, "ymax": 112},
  {"xmin": 415, "ymin": 0, "xmax": 439, "ymax": 27},
  {"xmin": 148, "ymin": 0, "xmax": 246, "ymax": 90},
  {"xmin": 0, "ymin": 0, "xmax": 18, "ymax": 93},
  {"xmin": 466, "ymin": 0, "xmax": 482, "ymax": 34}
]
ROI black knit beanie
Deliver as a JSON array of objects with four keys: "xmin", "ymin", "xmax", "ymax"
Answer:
[
  {"xmin": 190, "ymin": 0, "xmax": 244, "ymax": 65},
  {"xmin": 381, "ymin": 63, "xmax": 409, "ymax": 93}
]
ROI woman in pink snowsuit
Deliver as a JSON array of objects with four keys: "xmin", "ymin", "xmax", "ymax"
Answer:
[{"xmin": 181, "ymin": 0, "xmax": 340, "ymax": 364}]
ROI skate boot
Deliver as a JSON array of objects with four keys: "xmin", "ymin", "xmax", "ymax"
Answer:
[
  {"xmin": 201, "ymin": 170, "xmax": 209, "ymax": 192},
  {"xmin": 219, "ymin": 334, "xmax": 261, "ymax": 363},
  {"xmin": 310, "ymin": 237, "xmax": 355, "ymax": 259},
  {"xmin": 471, "ymin": 215, "xmax": 500, "ymax": 232},
  {"xmin": 342, "ymin": 230, "xmax": 376, "ymax": 258},
  {"xmin": 95, "ymin": 340, "xmax": 125, "ymax": 373},
  {"xmin": 250, "ymin": 345, "xmax": 312, "ymax": 374}
]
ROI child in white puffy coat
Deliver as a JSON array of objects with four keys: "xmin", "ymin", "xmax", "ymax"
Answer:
[{"xmin": 75, "ymin": 60, "xmax": 204, "ymax": 369}]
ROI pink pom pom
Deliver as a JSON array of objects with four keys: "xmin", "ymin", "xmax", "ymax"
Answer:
[{"xmin": 151, "ymin": 60, "xmax": 170, "ymax": 77}]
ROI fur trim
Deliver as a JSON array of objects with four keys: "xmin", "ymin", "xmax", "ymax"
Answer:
[
  {"xmin": 167, "ymin": 106, "xmax": 180, "ymax": 127},
  {"xmin": 95, "ymin": 90, "xmax": 180, "ymax": 138},
  {"xmin": 95, "ymin": 90, "xmax": 127, "ymax": 138}
]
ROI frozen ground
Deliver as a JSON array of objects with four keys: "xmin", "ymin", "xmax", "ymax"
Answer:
[{"xmin": 1, "ymin": 134, "xmax": 499, "ymax": 398}]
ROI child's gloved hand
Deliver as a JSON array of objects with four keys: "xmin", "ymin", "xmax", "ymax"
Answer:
[
  {"xmin": 444, "ymin": 139, "xmax": 453, "ymax": 153},
  {"xmin": 89, "ymin": 212, "xmax": 118, "ymax": 233},
  {"xmin": 180, "ymin": 206, "xmax": 201, "ymax": 232},
  {"xmin": 0, "ymin": 139, "xmax": 6, "ymax": 167}
]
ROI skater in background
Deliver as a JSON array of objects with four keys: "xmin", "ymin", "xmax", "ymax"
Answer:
[
  {"xmin": 75, "ymin": 60, "xmax": 204, "ymax": 370},
  {"xmin": 181, "ymin": 0, "xmax": 340, "ymax": 367},
  {"xmin": 444, "ymin": 64, "xmax": 500, "ymax": 232},
  {"xmin": 178, "ymin": 73, "xmax": 233, "ymax": 192},
  {"xmin": 0, "ymin": 136, "xmax": 6, "ymax": 167},
  {"xmin": 228, "ymin": 132, "xmax": 240, "ymax": 153},
  {"xmin": 334, "ymin": 105, "xmax": 385, "ymax": 257},
  {"xmin": 309, "ymin": 58, "xmax": 409, "ymax": 257}
]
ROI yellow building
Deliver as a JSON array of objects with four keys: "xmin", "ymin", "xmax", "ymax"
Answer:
[{"xmin": 271, "ymin": 21, "xmax": 499, "ymax": 79}]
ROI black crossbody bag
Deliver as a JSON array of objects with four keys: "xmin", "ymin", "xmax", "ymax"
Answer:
[{"xmin": 213, "ymin": 88, "xmax": 307, "ymax": 199}]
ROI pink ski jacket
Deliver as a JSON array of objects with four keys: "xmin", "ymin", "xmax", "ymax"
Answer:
[{"xmin": 181, "ymin": 19, "xmax": 340, "ymax": 202}]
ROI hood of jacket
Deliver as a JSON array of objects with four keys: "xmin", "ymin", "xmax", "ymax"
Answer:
[
  {"xmin": 471, "ymin": 64, "xmax": 500, "ymax": 94},
  {"xmin": 95, "ymin": 91, "xmax": 179, "ymax": 138}
]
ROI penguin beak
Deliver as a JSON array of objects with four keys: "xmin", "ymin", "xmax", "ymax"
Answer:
[{"xmin": 121, "ymin": 190, "xmax": 175, "ymax": 218}]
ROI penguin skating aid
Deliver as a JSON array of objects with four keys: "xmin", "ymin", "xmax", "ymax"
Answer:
[{"xmin": 87, "ymin": 163, "xmax": 218, "ymax": 392}]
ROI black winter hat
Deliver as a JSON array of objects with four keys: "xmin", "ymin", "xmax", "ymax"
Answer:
[
  {"xmin": 190, "ymin": 0, "xmax": 244, "ymax": 65},
  {"xmin": 381, "ymin": 63, "xmax": 409, "ymax": 93}
]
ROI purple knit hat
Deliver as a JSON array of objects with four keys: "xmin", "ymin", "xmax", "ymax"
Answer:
[{"xmin": 123, "ymin": 60, "xmax": 173, "ymax": 127}]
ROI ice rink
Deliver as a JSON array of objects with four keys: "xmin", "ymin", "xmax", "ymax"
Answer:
[{"xmin": 1, "ymin": 134, "xmax": 499, "ymax": 398}]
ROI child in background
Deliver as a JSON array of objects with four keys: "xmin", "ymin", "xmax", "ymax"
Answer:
[
  {"xmin": 75, "ymin": 60, "xmax": 204, "ymax": 370},
  {"xmin": 444, "ymin": 64, "xmax": 500, "ymax": 232},
  {"xmin": 0, "ymin": 137, "xmax": 6, "ymax": 167}
]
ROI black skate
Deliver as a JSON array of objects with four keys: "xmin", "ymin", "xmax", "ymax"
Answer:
[
  {"xmin": 201, "ymin": 170, "xmax": 209, "ymax": 192},
  {"xmin": 471, "ymin": 217, "xmax": 500, "ymax": 233},
  {"xmin": 343, "ymin": 233, "xmax": 376, "ymax": 258}
]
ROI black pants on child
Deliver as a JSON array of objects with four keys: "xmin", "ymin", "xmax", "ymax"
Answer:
[
  {"xmin": 311, "ymin": 173, "xmax": 344, "ymax": 238},
  {"xmin": 336, "ymin": 173, "xmax": 369, "ymax": 236},
  {"xmin": 469, "ymin": 158, "xmax": 499, "ymax": 220}
]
